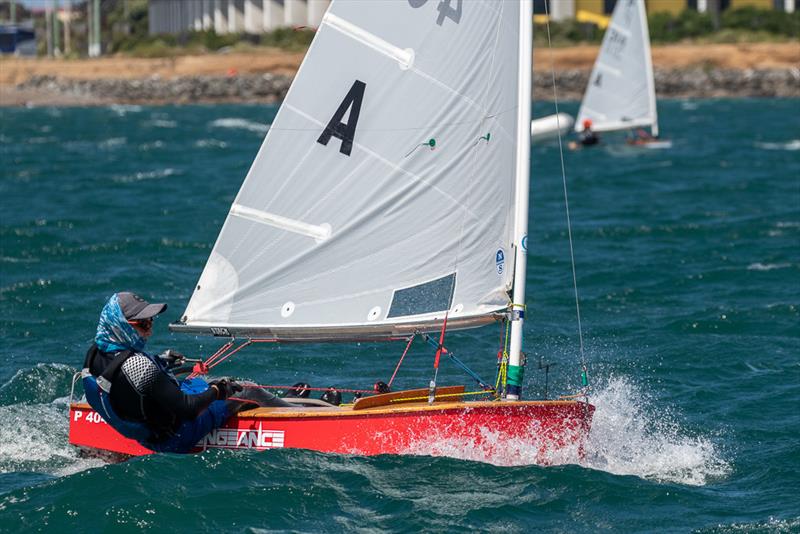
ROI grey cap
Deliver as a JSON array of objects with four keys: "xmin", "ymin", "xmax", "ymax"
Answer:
[{"xmin": 118, "ymin": 292, "xmax": 167, "ymax": 320}]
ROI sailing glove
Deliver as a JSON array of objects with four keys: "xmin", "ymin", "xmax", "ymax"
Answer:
[{"xmin": 210, "ymin": 378, "xmax": 243, "ymax": 400}]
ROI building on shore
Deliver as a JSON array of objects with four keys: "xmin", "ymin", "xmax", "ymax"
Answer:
[
  {"xmin": 148, "ymin": 0, "xmax": 331, "ymax": 35},
  {"xmin": 148, "ymin": 0, "xmax": 795, "ymax": 35},
  {"xmin": 0, "ymin": 23, "xmax": 37, "ymax": 57}
]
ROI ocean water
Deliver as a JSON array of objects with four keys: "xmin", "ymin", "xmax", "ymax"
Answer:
[{"xmin": 0, "ymin": 98, "xmax": 798, "ymax": 532}]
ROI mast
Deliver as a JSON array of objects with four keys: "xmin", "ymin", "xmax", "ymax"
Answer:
[
  {"xmin": 506, "ymin": 0, "xmax": 533, "ymax": 401},
  {"xmin": 640, "ymin": 0, "xmax": 658, "ymax": 137}
]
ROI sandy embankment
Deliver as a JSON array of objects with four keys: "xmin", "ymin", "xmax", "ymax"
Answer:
[{"xmin": 0, "ymin": 42, "xmax": 798, "ymax": 106}]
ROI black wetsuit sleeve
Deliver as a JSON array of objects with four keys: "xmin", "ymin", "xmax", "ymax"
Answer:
[{"xmin": 148, "ymin": 373, "xmax": 218, "ymax": 420}]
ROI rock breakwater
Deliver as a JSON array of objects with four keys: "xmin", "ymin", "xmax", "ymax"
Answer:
[{"xmin": 10, "ymin": 67, "xmax": 799, "ymax": 106}]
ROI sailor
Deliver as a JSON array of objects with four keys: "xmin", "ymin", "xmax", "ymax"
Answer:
[
  {"xmin": 568, "ymin": 119, "xmax": 600, "ymax": 150},
  {"xmin": 82, "ymin": 292, "xmax": 245, "ymax": 453},
  {"xmin": 627, "ymin": 127, "xmax": 656, "ymax": 145},
  {"xmin": 578, "ymin": 119, "xmax": 600, "ymax": 146}
]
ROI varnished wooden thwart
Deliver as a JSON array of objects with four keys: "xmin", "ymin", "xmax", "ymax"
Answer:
[{"xmin": 352, "ymin": 385, "xmax": 465, "ymax": 410}]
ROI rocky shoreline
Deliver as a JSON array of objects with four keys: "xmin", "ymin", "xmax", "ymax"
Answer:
[{"xmin": 5, "ymin": 67, "xmax": 799, "ymax": 106}]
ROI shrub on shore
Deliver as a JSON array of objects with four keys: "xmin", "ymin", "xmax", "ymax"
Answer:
[{"xmin": 108, "ymin": 27, "xmax": 316, "ymax": 57}]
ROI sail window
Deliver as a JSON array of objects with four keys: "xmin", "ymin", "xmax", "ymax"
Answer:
[{"xmin": 387, "ymin": 273, "xmax": 456, "ymax": 318}]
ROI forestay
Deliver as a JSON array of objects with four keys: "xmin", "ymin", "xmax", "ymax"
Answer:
[
  {"xmin": 575, "ymin": 0, "xmax": 658, "ymax": 135},
  {"xmin": 173, "ymin": 0, "xmax": 523, "ymax": 340}
]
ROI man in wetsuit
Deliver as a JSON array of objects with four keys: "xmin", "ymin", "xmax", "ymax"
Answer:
[{"xmin": 83, "ymin": 292, "xmax": 245, "ymax": 453}]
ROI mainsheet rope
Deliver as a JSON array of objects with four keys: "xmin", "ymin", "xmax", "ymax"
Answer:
[{"xmin": 544, "ymin": 0, "xmax": 589, "ymax": 391}]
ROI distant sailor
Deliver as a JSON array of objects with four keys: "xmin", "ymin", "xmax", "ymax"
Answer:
[
  {"xmin": 578, "ymin": 119, "xmax": 600, "ymax": 146},
  {"xmin": 568, "ymin": 119, "xmax": 600, "ymax": 150},
  {"xmin": 627, "ymin": 127, "xmax": 656, "ymax": 145},
  {"xmin": 81, "ymin": 292, "xmax": 287, "ymax": 453}
]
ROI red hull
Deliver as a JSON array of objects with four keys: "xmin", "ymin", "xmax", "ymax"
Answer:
[{"xmin": 69, "ymin": 399, "xmax": 594, "ymax": 465}]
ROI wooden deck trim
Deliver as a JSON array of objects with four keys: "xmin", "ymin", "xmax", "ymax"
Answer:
[{"xmin": 352, "ymin": 385, "xmax": 465, "ymax": 410}]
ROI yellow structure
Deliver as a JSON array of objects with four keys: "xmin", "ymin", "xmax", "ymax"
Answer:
[
  {"xmin": 731, "ymin": 0, "xmax": 774, "ymax": 7},
  {"xmin": 646, "ymin": 0, "xmax": 686, "ymax": 15},
  {"xmin": 575, "ymin": 0, "xmax": 605, "ymax": 15},
  {"xmin": 576, "ymin": 10, "xmax": 610, "ymax": 28}
]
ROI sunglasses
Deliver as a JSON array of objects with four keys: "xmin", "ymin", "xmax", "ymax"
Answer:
[{"xmin": 128, "ymin": 318, "xmax": 154, "ymax": 329}]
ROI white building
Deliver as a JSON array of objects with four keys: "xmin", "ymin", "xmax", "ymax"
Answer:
[{"xmin": 148, "ymin": 0, "xmax": 331, "ymax": 35}]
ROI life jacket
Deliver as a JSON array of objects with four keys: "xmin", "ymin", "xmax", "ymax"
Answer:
[
  {"xmin": 81, "ymin": 349, "xmax": 153, "ymax": 443},
  {"xmin": 84, "ymin": 345, "xmax": 211, "ymax": 444}
]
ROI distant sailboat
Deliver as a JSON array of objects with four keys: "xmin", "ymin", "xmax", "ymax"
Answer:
[
  {"xmin": 575, "ymin": 0, "xmax": 671, "ymax": 149},
  {"xmin": 70, "ymin": 0, "xmax": 594, "ymax": 462}
]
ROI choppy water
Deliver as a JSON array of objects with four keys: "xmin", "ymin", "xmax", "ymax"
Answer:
[{"xmin": 0, "ymin": 98, "xmax": 798, "ymax": 532}]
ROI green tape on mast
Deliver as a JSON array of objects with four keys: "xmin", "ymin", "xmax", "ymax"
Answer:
[{"xmin": 506, "ymin": 364, "xmax": 524, "ymax": 387}]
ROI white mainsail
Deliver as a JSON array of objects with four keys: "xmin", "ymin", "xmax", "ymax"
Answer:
[
  {"xmin": 174, "ymin": 0, "xmax": 528, "ymax": 340},
  {"xmin": 575, "ymin": 0, "xmax": 658, "ymax": 136}
]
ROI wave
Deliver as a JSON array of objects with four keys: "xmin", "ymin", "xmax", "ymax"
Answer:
[
  {"xmin": 210, "ymin": 118, "xmax": 269, "ymax": 134},
  {"xmin": 396, "ymin": 376, "xmax": 729, "ymax": 486},
  {"xmin": 99, "ymin": 137, "xmax": 127, "ymax": 150},
  {"xmin": 755, "ymin": 140, "xmax": 800, "ymax": 151},
  {"xmin": 194, "ymin": 139, "xmax": 229, "ymax": 149},
  {"xmin": 0, "ymin": 396, "xmax": 105, "ymax": 480},
  {"xmin": 747, "ymin": 262, "xmax": 791, "ymax": 271},
  {"xmin": 146, "ymin": 120, "xmax": 177, "ymax": 129},
  {"xmin": 0, "ymin": 363, "xmax": 75, "ymax": 407},
  {"xmin": 108, "ymin": 104, "xmax": 143, "ymax": 115},
  {"xmin": 112, "ymin": 168, "xmax": 179, "ymax": 184},
  {"xmin": 581, "ymin": 376, "xmax": 730, "ymax": 486},
  {"xmin": 139, "ymin": 141, "xmax": 165, "ymax": 151},
  {"xmin": 697, "ymin": 516, "xmax": 800, "ymax": 533}
]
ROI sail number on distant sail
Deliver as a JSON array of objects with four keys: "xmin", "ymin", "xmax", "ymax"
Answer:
[{"xmin": 606, "ymin": 29, "xmax": 627, "ymax": 59}]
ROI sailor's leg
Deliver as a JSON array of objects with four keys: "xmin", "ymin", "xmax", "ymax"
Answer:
[
  {"xmin": 233, "ymin": 381, "xmax": 293, "ymax": 407},
  {"xmin": 146, "ymin": 400, "xmax": 229, "ymax": 453}
]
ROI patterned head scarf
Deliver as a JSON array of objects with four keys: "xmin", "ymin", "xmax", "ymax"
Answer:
[{"xmin": 95, "ymin": 293, "xmax": 147, "ymax": 353}]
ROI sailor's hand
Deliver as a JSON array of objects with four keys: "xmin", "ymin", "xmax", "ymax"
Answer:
[
  {"xmin": 158, "ymin": 349, "xmax": 186, "ymax": 368},
  {"xmin": 210, "ymin": 378, "xmax": 243, "ymax": 400}
]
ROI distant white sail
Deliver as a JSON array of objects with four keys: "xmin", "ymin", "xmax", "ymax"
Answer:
[
  {"xmin": 176, "ymin": 0, "xmax": 523, "ymax": 340},
  {"xmin": 575, "ymin": 0, "xmax": 658, "ymax": 136}
]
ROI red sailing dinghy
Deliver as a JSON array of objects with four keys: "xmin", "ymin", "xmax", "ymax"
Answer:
[{"xmin": 69, "ymin": 0, "xmax": 594, "ymax": 464}]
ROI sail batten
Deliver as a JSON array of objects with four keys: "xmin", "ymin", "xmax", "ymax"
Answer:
[
  {"xmin": 175, "ymin": 0, "xmax": 522, "ymax": 336},
  {"xmin": 575, "ymin": 0, "xmax": 658, "ymax": 134},
  {"xmin": 323, "ymin": 12, "xmax": 414, "ymax": 70},
  {"xmin": 230, "ymin": 204, "xmax": 332, "ymax": 242}
]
